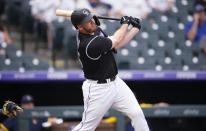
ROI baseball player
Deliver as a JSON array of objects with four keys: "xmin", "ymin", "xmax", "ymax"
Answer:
[{"xmin": 70, "ymin": 8, "xmax": 149, "ymax": 131}]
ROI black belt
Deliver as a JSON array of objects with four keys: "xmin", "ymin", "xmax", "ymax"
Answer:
[{"xmin": 97, "ymin": 76, "xmax": 116, "ymax": 84}]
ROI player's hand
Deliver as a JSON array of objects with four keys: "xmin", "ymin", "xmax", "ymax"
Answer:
[
  {"xmin": 130, "ymin": 17, "xmax": 141, "ymax": 30},
  {"xmin": 120, "ymin": 16, "xmax": 130, "ymax": 25},
  {"xmin": 93, "ymin": 15, "xmax": 100, "ymax": 26},
  {"xmin": 2, "ymin": 101, "xmax": 23, "ymax": 117}
]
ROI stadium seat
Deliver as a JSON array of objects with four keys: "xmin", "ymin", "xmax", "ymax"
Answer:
[
  {"xmin": 0, "ymin": 54, "xmax": 5, "ymax": 70},
  {"xmin": 124, "ymin": 40, "xmax": 140, "ymax": 54},
  {"xmin": 101, "ymin": 20, "xmax": 120, "ymax": 36},
  {"xmin": 148, "ymin": 10, "xmax": 162, "ymax": 22},
  {"xmin": 179, "ymin": 40, "xmax": 193, "ymax": 51},
  {"xmin": 115, "ymin": 47, "xmax": 139, "ymax": 69},
  {"xmin": 5, "ymin": 44, "xmax": 18, "ymax": 53},
  {"xmin": 130, "ymin": 57, "xmax": 155, "ymax": 70},
  {"xmin": 152, "ymin": 39, "xmax": 168, "ymax": 52},
  {"xmin": 23, "ymin": 57, "xmax": 49, "ymax": 71},
  {"xmin": 51, "ymin": 19, "xmax": 77, "ymax": 68},
  {"xmin": 0, "ymin": 41, "xmax": 50, "ymax": 71},
  {"xmin": 141, "ymin": 19, "xmax": 152, "ymax": 32},
  {"xmin": 156, "ymin": 56, "xmax": 181, "ymax": 70},
  {"xmin": 199, "ymin": 53, "xmax": 206, "ymax": 70},
  {"xmin": 115, "ymin": 56, "xmax": 130, "ymax": 69},
  {"xmin": 191, "ymin": 42, "xmax": 201, "ymax": 52},
  {"xmin": 6, "ymin": 50, "xmax": 21, "ymax": 61},
  {"xmin": 1, "ymin": 59, "xmax": 22, "ymax": 71},
  {"xmin": 158, "ymin": 27, "xmax": 169, "ymax": 41}
]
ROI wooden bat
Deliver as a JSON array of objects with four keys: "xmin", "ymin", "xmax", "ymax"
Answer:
[
  {"xmin": 56, "ymin": 9, "xmax": 121, "ymax": 21},
  {"xmin": 56, "ymin": 9, "xmax": 73, "ymax": 17}
]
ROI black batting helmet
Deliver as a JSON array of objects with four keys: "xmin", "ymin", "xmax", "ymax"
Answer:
[{"xmin": 71, "ymin": 8, "xmax": 93, "ymax": 29}]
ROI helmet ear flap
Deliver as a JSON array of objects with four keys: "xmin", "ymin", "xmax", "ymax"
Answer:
[{"xmin": 93, "ymin": 15, "xmax": 100, "ymax": 26}]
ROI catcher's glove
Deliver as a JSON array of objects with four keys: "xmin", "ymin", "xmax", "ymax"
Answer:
[{"xmin": 2, "ymin": 101, "xmax": 23, "ymax": 117}]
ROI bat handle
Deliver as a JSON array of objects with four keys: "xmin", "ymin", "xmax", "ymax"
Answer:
[{"xmin": 96, "ymin": 16, "xmax": 121, "ymax": 21}]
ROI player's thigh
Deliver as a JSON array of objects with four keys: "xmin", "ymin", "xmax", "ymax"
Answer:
[
  {"xmin": 112, "ymin": 77, "xmax": 143, "ymax": 116},
  {"xmin": 77, "ymin": 83, "xmax": 116, "ymax": 130},
  {"xmin": 83, "ymin": 82, "xmax": 116, "ymax": 115},
  {"xmin": 82, "ymin": 82, "xmax": 115, "ymax": 103}
]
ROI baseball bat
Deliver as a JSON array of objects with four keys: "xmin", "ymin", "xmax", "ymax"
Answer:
[
  {"xmin": 56, "ymin": 9, "xmax": 121, "ymax": 21},
  {"xmin": 56, "ymin": 9, "xmax": 73, "ymax": 17}
]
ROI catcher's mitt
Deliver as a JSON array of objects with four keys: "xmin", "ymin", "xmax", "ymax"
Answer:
[{"xmin": 2, "ymin": 101, "xmax": 23, "ymax": 117}]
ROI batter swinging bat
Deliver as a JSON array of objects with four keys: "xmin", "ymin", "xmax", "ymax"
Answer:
[{"xmin": 56, "ymin": 9, "xmax": 121, "ymax": 21}]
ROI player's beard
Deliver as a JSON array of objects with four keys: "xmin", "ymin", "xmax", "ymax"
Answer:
[{"xmin": 83, "ymin": 24, "xmax": 97, "ymax": 34}]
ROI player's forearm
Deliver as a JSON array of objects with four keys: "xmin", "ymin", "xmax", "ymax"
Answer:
[
  {"xmin": 187, "ymin": 21, "xmax": 198, "ymax": 41},
  {"xmin": 113, "ymin": 24, "xmax": 128, "ymax": 43},
  {"xmin": 111, "ymin": 24, "xmax": 128, "ymax": 49},
  {"xmin": 116, "ymin": 28, "xmax": 139, "ymax": 50}
]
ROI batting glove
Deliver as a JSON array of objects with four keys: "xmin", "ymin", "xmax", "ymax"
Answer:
[
  {"xmin": 130, "ymin": 17, "xmax": 141, "ymax": 30},
  {"xmin": 93, "ymin": 15, "xmax": 100, "ymax": 26},
  {"xmin": 120, "ymin": 16, "xmax": 130, "ymax": 25}
]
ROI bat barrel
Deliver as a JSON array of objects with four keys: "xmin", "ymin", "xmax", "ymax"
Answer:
[
  {"xmin": 56, "ymin": 9, "xmax": 73, "ymax": 17},
  {"xmin": 55, "ymin": 9, "xmax": 121, "ymax": 21}
]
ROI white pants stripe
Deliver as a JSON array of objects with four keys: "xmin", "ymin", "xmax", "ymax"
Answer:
[{"xmin": 72, "ymin": 76, "xmax": 149, "ymax": 131}]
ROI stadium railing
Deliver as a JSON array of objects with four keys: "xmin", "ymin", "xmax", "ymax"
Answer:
[
  {"xmin": 16, "ymin": 105, "xmax": 206, "ymax": 131},
  {"xmin": 16, "ymin": 106, "xmax": 125, "ymax": 131}
]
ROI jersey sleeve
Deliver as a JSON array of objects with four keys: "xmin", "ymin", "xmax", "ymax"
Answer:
[{"xmin": 87, "ymin": 36, "xmax": 112, "ymax": 59}]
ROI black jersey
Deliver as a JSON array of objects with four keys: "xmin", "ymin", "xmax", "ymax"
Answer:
[{"xmin": 77, "ymin": 28, "xmax": 118, "ymax": 80}]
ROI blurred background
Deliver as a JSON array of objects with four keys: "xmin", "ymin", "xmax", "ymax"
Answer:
[{"xmin": 0, "ymin": 0, "xmax": 206, "ymax": 131}]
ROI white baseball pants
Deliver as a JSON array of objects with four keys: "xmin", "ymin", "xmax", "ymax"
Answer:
[{"xmin": 72, "ymin": 76, "xmax": 149, "ymax": 131}]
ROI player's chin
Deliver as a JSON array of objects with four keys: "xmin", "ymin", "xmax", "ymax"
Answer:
[{"xmin": 88, "ymin": 24, "xmax": 97, "ymax": 33}]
